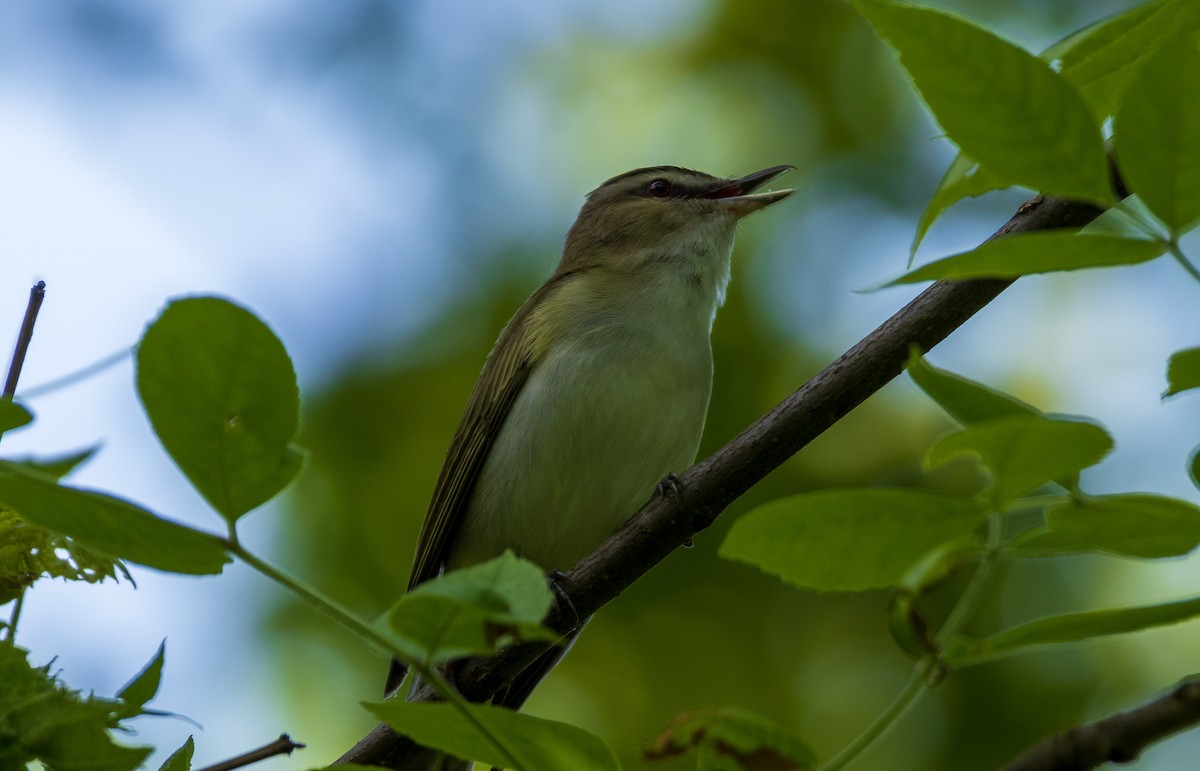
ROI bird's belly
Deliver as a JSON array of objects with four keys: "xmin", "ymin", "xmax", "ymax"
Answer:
[{"xmin": 448, "ymin": 336, "xmax": 712, "ymax": 572}]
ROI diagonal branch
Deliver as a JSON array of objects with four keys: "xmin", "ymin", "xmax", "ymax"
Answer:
[
  {"xmin": 336, "ymin": 190, "xmax": 1109, "ymax": 766},
  {"xmin": 1004, "ymin": 677, "xmax": 1200, "ymax": 771}
]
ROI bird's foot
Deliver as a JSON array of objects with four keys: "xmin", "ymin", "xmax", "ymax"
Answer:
[
  {"xmin": 656, "ymin": 473, "xmax": 694, "ymax": 547},
  {"xmin": 547, "ymin": 569, "xmax": 581, "ymax": 631}
]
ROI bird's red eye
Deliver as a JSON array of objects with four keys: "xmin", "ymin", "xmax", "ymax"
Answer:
[{"xmin": 646, "ymin": 179, "xmax": 672, "ymax": 198}]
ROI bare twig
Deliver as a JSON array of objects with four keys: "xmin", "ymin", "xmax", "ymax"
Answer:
[
  {"xmin": 1004, "ymin": 678, "xmax": 1200, "ymax": 771},
  {"xmin": 195, "ymin": 734, "xmax": 306, "ymax": 771},
  {"xmin": 4, "ymin": 281, "xmax": 46, "ymax": 397},
  {"xmin": 337, "ymin": 190, "xmax": 1110, "ymax": 767}
]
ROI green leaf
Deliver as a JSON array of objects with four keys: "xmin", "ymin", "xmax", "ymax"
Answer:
[
  {"xmin": 0, "ymin": 398, "xmax": 32, "ymax": 436},
  {"xmin": 855, "ymin": 0, "xmax": 1111, "ymax": 203},
  {"xmin": 644, "ymin": 706, "xmax": 816, "ymax": 770},
  {"xmin": 7, "ymin": 446, "xmax": 100, "ymax": 480},
  {"xmin": 906, "ymin": 348, "xmax": 1039, "ymax": 425},
  {"xmin": 0, "ymin": 642, "xmax": 153, "ymax": 771},
  {"xmin": 927, "ymin": 415, "xmax": 1113, "ymax": 506},
  {"xmin": 136, "ymin": 297, "xmax": 304, "ymax": 524},
  {"xmin": 888, "ymin": 232, "xmax": 1165, "ymax": 285},
  {"xmin": 1012, "ymin": 494, "xmax": 1200, "ymax": 559},
  {"xmin": 365, "ymin": 699, "xmax": 618, "ymax": 771},
  {"xmin": 910, "ymin": 153, "xmax": 1008, "ymax": 260},
  {"xmin": 1052, "ymin": 0, "xmax": 1191, "ymax": 120},
  {"xmin": 1165, "ymin": 347, "xmax": 1200, "ymax": 397},
  {"xmin": 159, "ymin": 737, "xmax": 194, "ymax": 771},
  {"xmin": 381, "ymin": 552, "xmax": 557, "ymax": 665},
  {"xmin": 1114, "ymin": 32, "xmax": 1200, "ymax": 233},
  {"xmin": 115, "ymin": 641, "xmax": 165, "ymax": 719},
  {"xmin": 0, "ymin": 507, "xmax": 127, "ymax": 604},
  {"xmin": 1192, "ymin": 446, "xmax": 1200, "ymax": 492},
  {"xmin": 719, "ymin": 489, "xmax": 988, "ymax": 592},
  {"xmin": 0, "ymin": 466, "xmax": 229, "ymax": 575},
  {"xmin": 944, "ymin": 594, "xmax": 1200, "ymax": 667}
]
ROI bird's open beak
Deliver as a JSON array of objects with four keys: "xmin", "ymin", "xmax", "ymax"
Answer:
[{"xmin": 703, "ymin": 164, "xmax": 795, "ymax": 217}]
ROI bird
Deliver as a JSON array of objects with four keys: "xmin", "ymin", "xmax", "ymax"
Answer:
[{"xmin": 392, "ymin": 164, "xmax": 793, "ymax": 769}]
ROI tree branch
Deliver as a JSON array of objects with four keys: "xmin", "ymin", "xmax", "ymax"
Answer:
[
  {"xmin": 336, "ymin": 191, "xmax": 1109, "ymax": 766},
  {"xmin": 196, "ymin": 734, "xmax": 306, "ymax": 771},
  {"xmin": 1004, "ymin": 678, "xmax": 1200, "ymax": 771},
  {"xmin": 4, "ymin": 281, "xmax": 46, "ymax": 397}
]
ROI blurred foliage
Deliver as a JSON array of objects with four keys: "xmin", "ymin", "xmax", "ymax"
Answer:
[{"xmin": 263, "ymin": 0, "xmax": 1185, "ymax": 768}]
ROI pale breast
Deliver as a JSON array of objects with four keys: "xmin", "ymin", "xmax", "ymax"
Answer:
[{"xmin": 447, "ymin": 321, "xmax": 713, "ymax": 572}]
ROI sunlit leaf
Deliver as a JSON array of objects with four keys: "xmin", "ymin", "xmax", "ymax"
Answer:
[
  {"xmin": 1012, "ymin": 494, "xmax": 1200, "ymax": 559},
  {"xmin": 645, "ymin": 706, "xmax": 816, "ymax": 770},
  {"xmin": 0, "ymin": 642, "xmax": 153, "ymax": 771},
  {"xmin": 0, "ymin": 507, "xmax": 127, "ymax": 604},
  {"xmin": 888, "ymin": 232, "xmax": 1165, "ymax": 285},
  {"xmin": 719, "ymin": 489, "xmax": 988, "ymax": 592},
  {"xmin": 855, "ymin": 0, "xmax": 1111, "ymax": 203},
  {"xmin": 926, "ymin": 415, "xmax": 1113, "ymax": 505},
  {"xmin": 0, "ymin": 466, "xmax": 229, "ymax": 575},
  {"xmin": 381, "ymin": 551, "xmax": 556, "ymax": 665},
  {"xmin": 365, "ymin": 699, "xmax": 618, "ymax": 771},
  {"xmin": 1051, "ymin": 0, "xmax": 1190, "ymax": 120},
  {"xmin": 1114, "ymin": 32, "xmax": 1200, "ymax": 233},
  {"xmin": 910, "ymin": 153, "xmax": 1008, "ymax": 260},
  {"xmin": 158, "ymin": 737, "xmax": 194, "ymax": 771},
  {"xmin": 1165, "ymin": 347, "xmax": 1200, "ymax": 397},
  {"xmin": 137, "ymin": 297, "xmax": 304, "ymax": 525},
  {"xmin": 944, "ymin": 595, "xmax": 1200, "ymax": 667},
  {"xmin": 907, "ymin": 348, "xmax": 1039, "ymax": 425}
]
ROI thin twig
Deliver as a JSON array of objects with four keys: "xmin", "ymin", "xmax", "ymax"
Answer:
[
  {"xmin": 19, "ymin": 347, "xmax": 132, "ymax": 399},
  {"xmin": 1004, "ymin": 678, "xmax": 1200, "ymax": 771},
  {"xmin": 337, "ymin": 191, "xmax": 1111, "ymax": 767},
  {"xmin": 195, "ymin": 734, "xmax": 306, "ymax": 771},
  {"xmin": 4, "ymin": 281, "xmax": 46, "ymax": 397}
]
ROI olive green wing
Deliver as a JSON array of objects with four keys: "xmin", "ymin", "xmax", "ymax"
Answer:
[{"xmin": 405, "ymin": 274, "xmax": 570, "ymax": 592}]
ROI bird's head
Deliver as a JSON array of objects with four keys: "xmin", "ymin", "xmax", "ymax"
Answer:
[{"xmin": 561, "ymin": 165, "xmax": 794, "ymax": 274}]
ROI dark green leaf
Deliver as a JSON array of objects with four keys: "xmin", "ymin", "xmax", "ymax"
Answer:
[
  {"xmin": 1052, "ymin": 0, "xmax": 1190, "ymax": 120},
  {"xmin": 137, "ymin": 297, "xmax": 304, "ymax": 524},
  {"xmin": 944, "ymin": 595, "xmax": 1200, "ymax": 667},
  {"xmin": 719, "ymin": 489, "xmax": 988, "ymax": 592},
  {"xmin": 1012, "ymin": 494, "xmax": 1200, "ymax": 559},
  {"xmin": 927, "ymin": 415, "xmax": 1113, "ymax": 506},
  {"xmin": 1165, "ymin": 347, "xmax": 1200, "ymax": 397},
  {"xmin": 855, "ymin": 0, "xmax": 1111, "ymax": 203},
  {"xmin": 381, "ymin": 552, "xmax": 556, "ymax": 665},
  {"xmin": 889, "ymin": 232, "xmax": 1165, "ymax": 285},
  {"xmin": 1192, "ymin": 446, "xmax": 1200, "ymax": 492},
  {"xmin": 907, "ymin": 348, "xmax": 1039, "ymax": 425},
  {"xmin": 115, "ymin": 641, "xmax": 165, "ymax": 719},
  {"xmin": 0, "ymin": 642, "xmax": 153, "ymax": 771},
  {"xmin": 910, "ymin": 153, "xmax": 1008, "ymax": 260},
  {"xmin": 158, "ymin": 737, "xmax": 194, "ymax": 771},
  {"xmin": 0, "ymin": 466, "xmax": 229, "ymax": 575},
  {"xmin": 6, "ymin": 446, "xmax": 99, "ymax": 480},
  {"xmin": 0, "ymin": 507, "xmax": 127, "ymax": 604},
  {"xmin": 1115, "ymin": 32, "xmax": 1200, "ymax": 233},
  {"xmin": 644, "ymin": 706, "xmax": 816, "ymax": 770},
  {"xmin": 0, "ymin": 398, "xmax": 32, "ymax": 436},
  {"xmin": 365, "ymin": 699, "xmax": 618, "ymax": 771}
]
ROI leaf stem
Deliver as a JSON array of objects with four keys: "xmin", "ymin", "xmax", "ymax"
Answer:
[
  {"xmin": 819, "ymin": 660, "xmax": 935, "ymax": 771},
  {"xmin": 820, "ymin": 510, "xmax": 1006, "ymax": 770},
  {"xmin": 5, "ymin": 589, "xmax": 25, "ymax": 641},
  {"xmin": 937, "ymin": 510, "xmax": 1004, "ymax": 645},
  {"xmin": 1166, "ymin": 241, "xmax": 1200, "ymax": 285},
  {"xmin": 18, "ymin": 347, "xmax": 133, "ymax": 399},
  {"xmin": 224, "ymin": 539, "xmax": 524, "ymax": 770}
]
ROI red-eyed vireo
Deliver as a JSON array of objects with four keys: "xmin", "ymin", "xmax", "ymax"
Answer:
[{"xmin": 391, "ymin": 165, "xmax": 793, "ymax": 767}]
